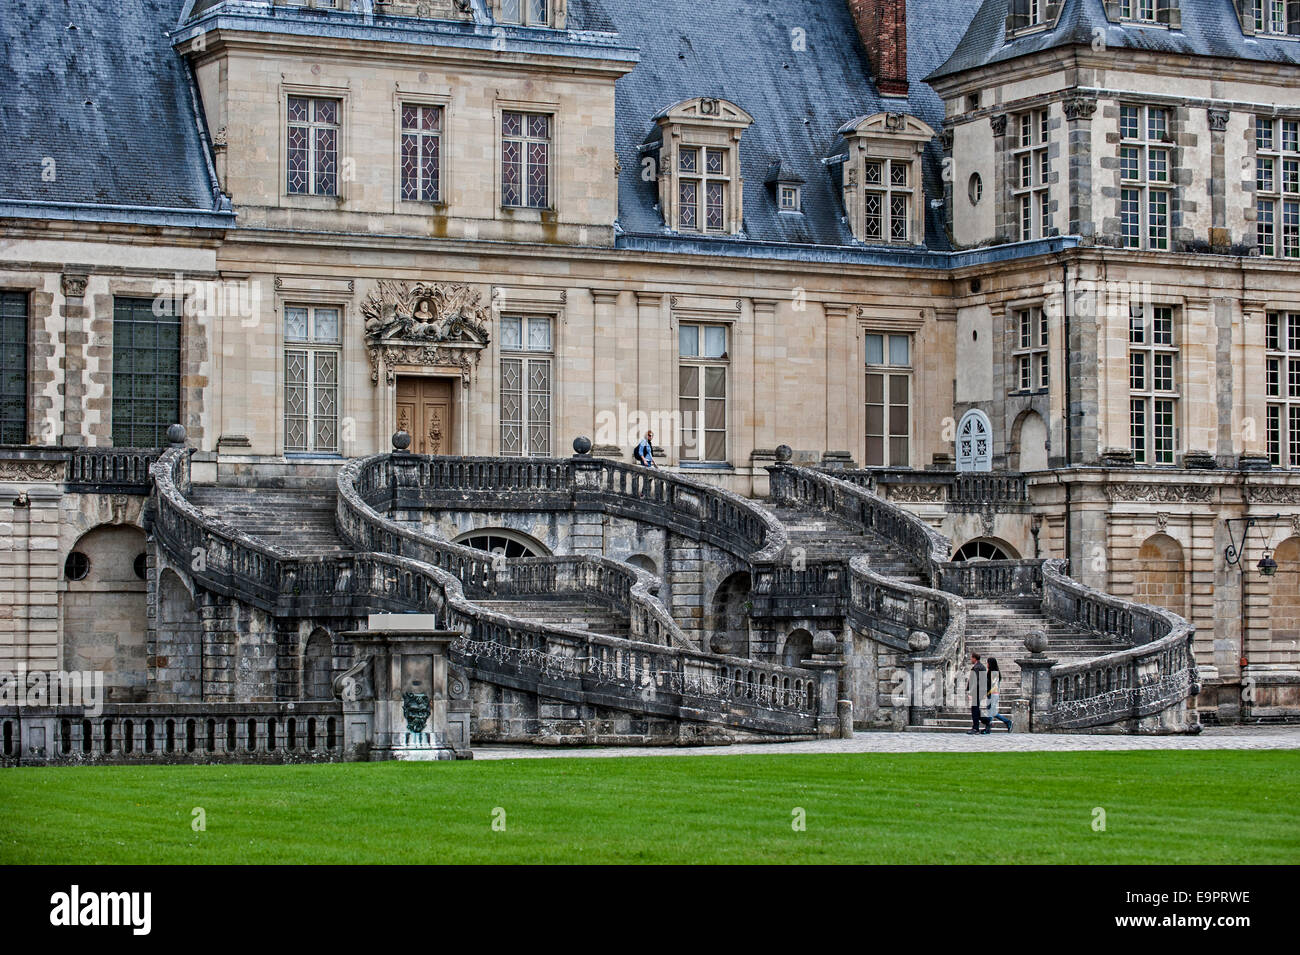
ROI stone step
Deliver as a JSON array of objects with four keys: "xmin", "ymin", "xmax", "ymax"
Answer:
[{"xmin": 189, "ymin": 485, "xmax": 351, "ymax": 555}]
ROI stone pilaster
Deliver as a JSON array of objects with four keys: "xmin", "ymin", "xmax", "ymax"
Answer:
[
  {"xmin": 1208, "ymin": 108, "xmax": 1231, "ymax": 249},
  {"xmin": 59, "ymin": 272, "xmax": 89, "ymax": 447},
  {"xmin": 1063, "ymin": 93, "xmax": 1097, "ymax": 239},
  {"xmin": 666, "ymin": 532, "xmax": 704, "ymax": 647}
]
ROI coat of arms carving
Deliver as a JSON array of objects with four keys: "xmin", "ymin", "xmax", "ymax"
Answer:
[{"xmin": 360, "ymin": 281, "xmax": 491, "ymax": 384}]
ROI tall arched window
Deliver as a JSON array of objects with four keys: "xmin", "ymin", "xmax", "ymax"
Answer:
[{"xmin": 956, "ymin": 409, "xmax": 993, "ymax": 472}]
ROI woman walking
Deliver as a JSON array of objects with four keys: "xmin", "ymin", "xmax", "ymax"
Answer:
[{"xmin": 982, "ymin": 658, "xmax": 1013, "ymax": 733}]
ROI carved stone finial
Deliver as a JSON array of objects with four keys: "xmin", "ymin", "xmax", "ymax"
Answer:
[
  {"xmin": 166, "ymin": 424, "xmax": 187, "ymax": 447},
  {"xmin": 1024, "ymin": 630, "xmax": 1049, "ymax": 655},
  {"xmin": 908, "ymin": 631, "xmax": 931, "ymax": 653},
  {"xmin": 813, "ymin": 630, "xmax": 838, "ymax": 654},
  {"xmin": 392, "ymin": 430, "xmax": 412, "ymax": 452},
  {"xmin": 775, "ymin": 444, "xmax": 793, "ymax": 463},
  {"xmin": 572, "ymin": 435, "xmax": 593, "ymax": 456}
]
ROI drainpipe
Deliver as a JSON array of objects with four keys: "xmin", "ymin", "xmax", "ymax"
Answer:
[{"xmin": 1061, "ymin": 258, "xmax": 1072, "ymax": 567}]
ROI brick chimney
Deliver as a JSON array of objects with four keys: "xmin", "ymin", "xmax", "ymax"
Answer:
[{"xmin": 847, "ymin": 0, "xmax": 909, "ymax": 99}]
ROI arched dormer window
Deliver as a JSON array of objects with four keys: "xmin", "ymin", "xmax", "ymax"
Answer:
[
  {"xmin": 651, "ymin": 97, "xmax": 753, "ymax": 235},
  {"xmin": 836, "ymin": 112, "xmax": 934, "ymax": 246}
]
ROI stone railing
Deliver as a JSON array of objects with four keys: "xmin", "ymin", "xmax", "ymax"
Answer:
[
  {"xmin": 358, "ymin": 450, "xmax": 787, "ymax": 565},
  {"xmin": 0, "ymin": 702, "xmax": 344, "ymax": 765},
  {"xmin": 1037, "ymin": 560, "xmax": 1197, "ymax": 731},
  {"xmin": 767, "ymin": 465, "xmax": 966, "ymax": 717},
  {"xmin": 67, "ymin": 447, "xmax": 160, "ymax": 492},
  {"xmin": 148, "ymin": 442, "xmax": 825, "ymax": 733},
  {"xmin": 337, "ymin": 455, "xmax": 691, "ymax": 650},
  {"xmin": 937, "ymin": 559, "xmax": 1047, "ymax": 599},
  {"xmin": 769, "ymin": 464, "xmax": 950, "ymax": 582},
  {"xmin": 830, "ymin": 468, "xmax": 1030, "ymax": 509}
]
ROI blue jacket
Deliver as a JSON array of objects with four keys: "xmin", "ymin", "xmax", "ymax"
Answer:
[{"xmin": 634, "ymin": 438, "xmax": 654, "ymax": 467}]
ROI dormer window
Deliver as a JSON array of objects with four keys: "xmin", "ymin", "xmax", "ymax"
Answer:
[
  {"xmin": 651, "ymin": 97, "xmax": 753, "ymax": 236},
  {"xmin": 1233, "ymin": 0, "xmax": 1296, "ymax": 34},
  {"xmin": 496, "ymin": 0, "xmax": 551, "ymax": 27},
  {"xmin": 835, "ymin": 112, "xmax": 935, "ymax": 246},
  {"xmin": 1104, "ymin": 0, "xmax": 1182, "ymax": 26},
  {"xmin": 765, "ymin": 159, "xmax": 804, "ymax": 214},
  {"xmin": 1006, "ymin": 0, "xmax": 1062, "ymax": 35}
]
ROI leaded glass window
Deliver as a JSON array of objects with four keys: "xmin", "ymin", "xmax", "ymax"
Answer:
[
  {"xmin": 400, "ymin": 104, "xmax": 442, "ymax": 203},
  {"xmin": 862, "ymin": 158, "xmax": 912, "ymax": 243},
  {"xmin": 0, "ymin": 292, "xmax": 28, "ymax": 444},
  {"xmin": 287, "ymin": 96, "xmax": 339, "ymax": 196},
  {"xmin": 501, "ymin": 111, "xmax": 551, "ymax": 209},
  {"xmin": 112, "ymin": 297, "xmax": 180, "ymax": 448},
  {"xmin": 677, "ymin": 146, "xmax": 731, "ymax": 233},
  {"xmin": 284, "ymin": 305, "xmax": 341, "ymax": 453},
  {"xmin": 500, "ymin": 314, "xmax": 552, "ymax": 456}
]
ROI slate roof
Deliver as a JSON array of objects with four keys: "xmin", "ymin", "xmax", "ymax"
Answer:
[
  {"xmin": 569, "ymin": 0, "xmax": 985, "ymax": 249},
  {"xmin": 0, "ymin": 0, "xmax": 228, "ymax": 222},
  {"xmin": 930, "ymin": 0, "xmax": 1300, "ymax": 81}
]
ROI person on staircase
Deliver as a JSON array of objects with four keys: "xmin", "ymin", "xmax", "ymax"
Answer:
[
  {"xmin": 634, "ymin": 430, "xmax": 657, "ymax": 469},
  {"xmin": 983, "ymin": 658, "xmax": 1013, "ymax": 733},
  {"xmin": 966, "ymin": 653, "xmax": 987, "ymax": 735}
]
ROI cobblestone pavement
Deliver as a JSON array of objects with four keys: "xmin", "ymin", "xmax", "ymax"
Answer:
[{"xmin": 472, "ymin": 725, "xmax": 1300, "ymax": 760}]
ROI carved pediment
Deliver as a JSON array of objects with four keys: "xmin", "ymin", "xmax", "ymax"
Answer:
[
  {"xmin": 838, "ymin": 112, "xmax": 936, "ymax": 143},
  {"xmin": 653, "ymin": 97, "xmax": 754, "ymax": 131},
  {"xmin": 360, "ymin": 281, "xmax": 491, "ymax": 384}
]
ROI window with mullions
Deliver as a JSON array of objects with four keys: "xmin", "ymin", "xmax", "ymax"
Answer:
[
  {"xmin": 499, "ymin": 315, "xmax": 553, "ymax": 457},
  {"xmin": 1266, "ymin": 311, "xmax": 1300, "ymax": 467},
  {"xmin": 284, "ymin": 305, "xmax": 340, "ymax": 454},
  {"xmin": 1247, "ymin": 0, "xmax": 1300, "ymax": 36},
  {"xmin": 1012, "ymin": 109, "xmax": 1051, "ymax": 241},
  {"xmin": 678, "ymin": 146, "xmax": 731, "ymax": 233},
  {"xmin": 1129, "ymin": 304, "xmax": 1179, "ymax": 465},
  {"xmin": 864, "ymin": 333, "xmax": 911, "ymax": 467},
  {"xmin": 501, "ymin": 111, "xmax": 551, "ymax": 209},
  {"xmin": 112, "ymin": 297, "xmax": 180, "ymax": 448},
  {"xmin": 0, "ymin": 292, "xmax": 28, "ymax": 444},
  {"xmin": 497, "ymin": 0, "xmax": 549, "ymax": 26},
  {"xmin": 287, "ymin": 96, "xmax": 339, "ymax": 196},
  {"xmin": 1011, "ymin": 307, "xmax": 1050, "ymax": 393},
  {"xmin": 864, "ymin": 159, "xmax": 912, "ymax": 243},
  {"xmin": 1120, "ymin": 0, "xmax": 1158, "ymax": 19},
  {"xmin": 400, "ymin": 104, "xmax": 442, "ymax": 203},
  {"xmin": 1255, "ymin": 116, "xmax": 1300, "ymax": 258},
  {"xmin": 1119, "ymin": 104, "xmax": 1172, "ymax": 250},
  {"xmin": 678, "ymin": 323, "xmax": 728, "ymax": 463}
]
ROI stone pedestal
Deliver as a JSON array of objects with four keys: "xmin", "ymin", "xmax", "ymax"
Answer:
[
  {"xmin": 342, "ymin": 614, "xmax": 470, "ymax": 761},
  {"xmin": 1016, "ymin": 655, "xmax": 1057, "ymax": 733}
]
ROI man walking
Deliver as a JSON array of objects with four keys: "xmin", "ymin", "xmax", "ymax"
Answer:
[
  {"xmin": 634, "ymin": 430, "xmax": 656, "ymax": 468},
  {"xmin": 966, "ymin": 653, "xmax": 988, "ymax": 735}
]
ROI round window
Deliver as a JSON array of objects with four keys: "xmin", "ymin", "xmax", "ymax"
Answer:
[
  {"xmin": 64, "ymin": 551, "xmax": 90, "ymax": 581},
  {"xmin": 968, "ymin": 172, "xmax": 983, "ymax": 206}
]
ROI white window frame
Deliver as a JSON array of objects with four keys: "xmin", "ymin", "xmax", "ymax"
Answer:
[
  {"xmin": 1119, "ymin": 104, "xmax": 1172, "ymax": 251},
  {"xmin": 778, "ymin": 184, "xmax": 802, "ymax": 212},
  {"xmin": 500, "ymin": 110, "xmax": 552, "ymax": 210},
  {"xmin": 864, "ymin": 332, "xmax": 913, "ymax": 467},
  {"xmin": 863, "ymin": 158, "xmax": 913, "ymax": 243},
  {"xmin": 678, "ymin": 145, "xmax": 732, "ymax": 233},
  {"xmin": 499, "ymin": 314, "xmax": 553, "ymax": 457},
  {"xmin": 1011, "ymin": 306, "xmax": 1050, "ymax": 394},
  {"xmin": 1256, "ymin": 116, "xmax": 1300, "ymax": 258},
  {"xmin": 678, "ymin": 323, "xmax": 729, "ymax": 464},
  {"xmin": 284, "ymin": 304, "xmax": 342, "ymax": 454},
  {"xmin": 1266, "ymin": 311, "xmax": 1300, "ymax": 467},
  {"xmin": 1012, "ymin": 109, "xmax": 1051, "ymax": 241},
  {"xmin": 496, "ymin": 0, "xmax": 550, "ymax": 27},
  {"xmin": 1129, "ymin": 304, "xmax": 1179, "ymax": 465}
]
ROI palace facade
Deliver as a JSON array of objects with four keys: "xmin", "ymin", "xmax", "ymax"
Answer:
[{"xmin": 2, "ymin": 0, "xmax": 1300, "ymax": 753}]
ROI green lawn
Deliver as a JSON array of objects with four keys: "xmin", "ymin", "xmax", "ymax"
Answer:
[{"xmin": 1, "ymin": 751, "xmax": 1297, "ymax": 864}]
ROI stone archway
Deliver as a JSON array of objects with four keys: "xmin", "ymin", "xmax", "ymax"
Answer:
[
  {"xmin": 1011, "ymin": 409, "xmax": 1048, "ymax": 471},
  {"xmin": 155, "ymin": 569, "xmax": 202, "ymax": 702},
  {"xmin": 1135, "ymin": 534, "xmax": 1187, "ymax": 617},
  {"xmin": 1269, "ymin": 537, "xmax": 1300, "ymax": 651},
  {"xmin": 782, "ymin": 629, "xmax": 814, "ymax": 667},
  {"xmin": 60, "ymin": 524, "xmax": 149, "ymax": 702},
  {"xmin": 302, "ymin": 629, "xmax": 335, "ymax": 701},
  {"xmin": 709, "ymin": 572, "xmax": 752, "ymax": 657},
  {"xmin": 627, "ymin": 554, "xmax": 658, "ymax": 577}
]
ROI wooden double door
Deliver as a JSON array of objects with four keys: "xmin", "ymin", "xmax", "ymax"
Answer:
[{"xmin": 396, "ymin": 376, "xmax": 455, "ymax": 455}]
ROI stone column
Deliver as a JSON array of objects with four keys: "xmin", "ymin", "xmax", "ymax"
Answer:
[
  {"xmin": 1207, "ymin": 109, "xmax": 1231, "ymax": 250},
  {"xmin": 59, "ymin": 273, "xmax": 89, "ymax": 447},
  {"xmin": 1063, "ymin": 94, "xmax": 1097, "ymax": 239},
  {"xmin": 1016, "ymin": 651, "xmax": 1057, "ymax": 733}
]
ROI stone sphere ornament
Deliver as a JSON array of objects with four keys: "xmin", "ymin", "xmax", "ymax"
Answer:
[
  {"xmin": 1024, "ymin": 629, "xmax": 1048, "ymax": 655},
  {"xmin": 392, "ymin": 430, "xmax": 412, "ymax": 451},
  {"xmin": 908, "ymin": 630, "xmax": 930, "ymax": 653},
  {"xmin": 166, "ymin": 423, "xmax": 187, "ymax": 446},
  {"xmin": 812, "ymin": 630, "xmax": 837, "ymax": 654},
  {"xmin": 775, "ymin": 444, "xmax": 793, "ymax": 463},
  {"xmin": 572, "ymin": 435, "xmax": 593, "ymax": 456}
]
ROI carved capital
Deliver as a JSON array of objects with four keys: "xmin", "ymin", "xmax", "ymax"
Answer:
[
  {"xmin": 990, "ymin": 114, "xmax": 1008, "ymax": 137},
  {"xmin": 1207, "ymin": 108, "xmax": 1230, "ymax": 133},
  {"xmin": 61, "ymin": 273, "xmax": 88, "ymax": 298},
  {"xmin": 1062, "ymin": 94, "xmax": 1098, "ymax": 122}
]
